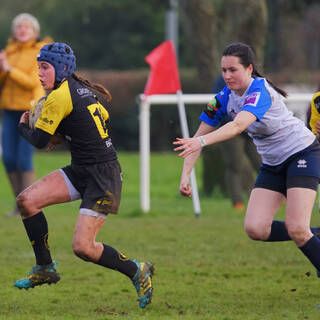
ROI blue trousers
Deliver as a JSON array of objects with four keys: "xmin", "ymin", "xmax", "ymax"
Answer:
[{"xmin": 1, "ymin": 110, "xmax": 34, "ymax": 172}]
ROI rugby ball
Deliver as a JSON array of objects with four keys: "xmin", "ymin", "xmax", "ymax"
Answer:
[{"xmin": 29, "ymin": 96, "xmax": 46, "ymax": 129}]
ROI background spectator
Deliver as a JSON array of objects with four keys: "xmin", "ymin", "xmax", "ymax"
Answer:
[{"xmin": 0, "ymin": 13, "xmax": 50, "ymax": 216}]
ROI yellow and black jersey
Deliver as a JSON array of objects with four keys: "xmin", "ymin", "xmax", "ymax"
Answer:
[
  {"xmin": 309, "ymin": 91, "xmax": 320, "ymax": 135},
  {"xmin": 35, "ymin": 76, "xmax": 117, "ymax": 165}
]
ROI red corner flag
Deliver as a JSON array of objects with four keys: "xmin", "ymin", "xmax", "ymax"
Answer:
[{"xmin": 144, "ymin": 40, "xmax": 181, "ymax": 96}]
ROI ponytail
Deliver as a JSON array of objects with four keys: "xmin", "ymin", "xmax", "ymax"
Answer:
[{"xmin": 252, "ymin": 69, "xmax": 287, "ymax": 98}]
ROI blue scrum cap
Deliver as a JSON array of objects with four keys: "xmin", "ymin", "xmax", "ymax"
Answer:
[{"xmin": 37, "ymin": 42, "xmax": 76, "ymax": 83}]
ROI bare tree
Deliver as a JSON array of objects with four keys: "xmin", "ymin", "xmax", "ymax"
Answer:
[{"xmin": 180, "ymin": 0, "xmax": 268, "ymax": 90}]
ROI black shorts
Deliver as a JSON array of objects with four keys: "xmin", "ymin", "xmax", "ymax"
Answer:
[
  {"xmin": 62, "ymin": 160, "xmax": 122, "ymax": 215},
  {"xmin": 254, "ymin": 139, "xmax": 320, "ymax": 196}
]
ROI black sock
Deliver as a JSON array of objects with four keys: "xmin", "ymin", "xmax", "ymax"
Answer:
[
  {"xmin": 299, "ymin": 235, "xmax": 320, "ymax": 271},
  {"xmin": 96, "ymin": 244, "xmax": 138, "ymax": 279},
  {"xmin": 23, "ymin": 212, "xmax": 52, "ymax": 265},
  {"xmin": 265, "ymin": 221, "xmax": 291, "ymax": 242},
  {"xmin": 265, "ymin": 220, "xmax": 320, "ymax": 242}
]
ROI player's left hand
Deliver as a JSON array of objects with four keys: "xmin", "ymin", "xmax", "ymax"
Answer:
[
  {"xmin": 19, "ymin": 111, "xmax": 30, "ymax": 124},
  {"xmin": 173, "ymin": 137, "xmax": 201, "ymax": 158}
]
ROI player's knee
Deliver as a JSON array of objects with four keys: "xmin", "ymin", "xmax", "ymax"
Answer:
[
  {"xmin": 72, "ymin": 240, "xmax": 92, "ymax": 262},
  {"xmin": 244, "ymin": 222, "xmax": 269, "ymax": 241},
  {"xmin": 286, "ymin": 222, "xmax": 308, "ymax": 243},
  {"xmin": 16, "ymin": 191, "xmax": 33, "ymax": 217}
]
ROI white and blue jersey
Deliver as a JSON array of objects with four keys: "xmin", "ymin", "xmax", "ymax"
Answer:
[{"xmin": 200, "ymin": 77, "xmax": 315, "ymax": 166}]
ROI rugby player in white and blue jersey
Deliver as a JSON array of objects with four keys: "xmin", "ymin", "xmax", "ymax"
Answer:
[{"xmin": 174, "ymin": 42, "xmax": 320, "ymax": 278}]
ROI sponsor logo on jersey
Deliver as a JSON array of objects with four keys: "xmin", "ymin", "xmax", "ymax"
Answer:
[
  {"xmin": 244, "ymin": 92, "xmax": 260, "ymax": 107},
  {"xmin": 77, "ymin": 88, "xmax": 93, "ymax": 97},
  {"xmin": 105, "ymin": 138, "xmax": 112, "ymax": 148},
  {"xmin": 39, "ymin": 116, "xmax": 54, "ymax": 125},
  {"xmin": 297, "ymin": 159, "xmax": 307, "ymax": 168}
]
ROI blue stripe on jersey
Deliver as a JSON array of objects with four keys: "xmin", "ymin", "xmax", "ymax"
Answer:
[{"xmin": 242, "ymin": 78, "xmax": 272, "ymax": 120}]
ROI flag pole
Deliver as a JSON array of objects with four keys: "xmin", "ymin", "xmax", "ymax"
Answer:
[
  {"xmin": 143, "ymin": 40, "xmax": 201, "ymax": 217},
  {"xmin": 176, "ymin": 90, "xmax": 201, "ymax": 217},
  {"xmin": 139, "ymin": 96, "xmax": 150, "ymax": 213}
]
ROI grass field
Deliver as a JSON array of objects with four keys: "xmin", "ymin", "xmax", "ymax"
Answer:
[{"xmin": 1, "ymin": 151, "xmax": 320, "ymax": 320}]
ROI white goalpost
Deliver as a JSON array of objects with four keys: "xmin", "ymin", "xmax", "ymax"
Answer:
[{"xmin": 138, "ymin": 92, "xmax": 314, "ymax": 215}]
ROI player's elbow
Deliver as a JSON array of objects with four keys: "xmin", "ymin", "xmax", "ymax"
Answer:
[{"xmin": 231, "ymin": 121, "xmax": 246, "ymax": 136}]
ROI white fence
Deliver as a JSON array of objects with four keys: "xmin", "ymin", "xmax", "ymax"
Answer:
[{"xmin": 139, "ymin": 93, "xmax": 314, "ymax": 213}]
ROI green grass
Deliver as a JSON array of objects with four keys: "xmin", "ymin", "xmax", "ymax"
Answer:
[{"xmin": 1, "ymin": 151, "xmax": 320, "ymax": 319}]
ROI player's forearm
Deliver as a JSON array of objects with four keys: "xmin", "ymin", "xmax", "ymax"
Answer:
[
  {"xmin": 201, "ymin": 111, "xmax": 256, "ymax": 146},
  {"xmin": 202, "ymin": 120, "xmax": 242, "ymax": 145},
  {"xmin": 181, "ymin": 149, "xmax": 201, "ymax": 179},
  {"xmin": 18, "ymin": 123, "xmax": 51, "ymax": 148}
]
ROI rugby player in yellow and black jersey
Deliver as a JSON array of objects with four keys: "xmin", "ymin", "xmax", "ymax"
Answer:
[
  {"xmin": 35, "ymin": 75, "xmax": 117, "ymax": 164},
  {"xmin": 15, "ymin": 42, "xmax": 154, "ymax": 309}
]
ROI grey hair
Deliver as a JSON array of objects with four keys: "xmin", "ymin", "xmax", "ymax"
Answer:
[{"xmin": 12, "ymin": 13, "xmax": 40, "ymax": 37}]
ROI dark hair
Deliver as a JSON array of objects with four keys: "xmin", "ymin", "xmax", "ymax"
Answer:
[{"xmin": 223, "ymin": 42, "xmax": 287, "ymax": 97}]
